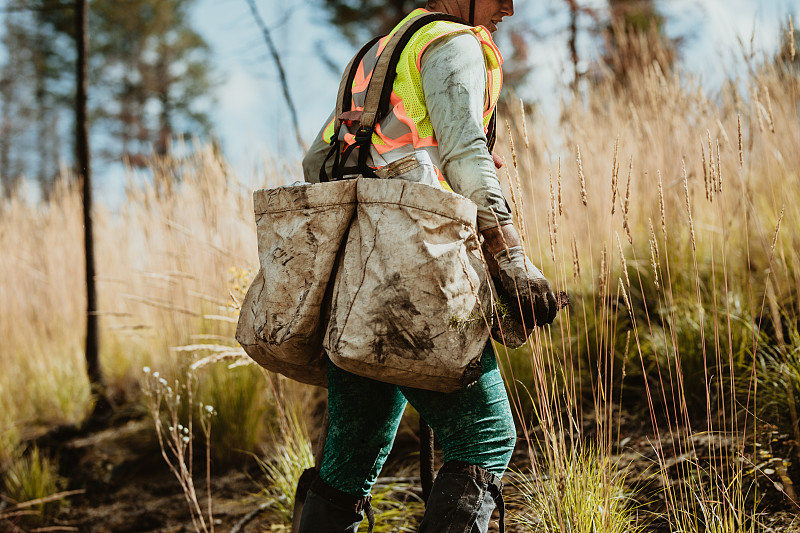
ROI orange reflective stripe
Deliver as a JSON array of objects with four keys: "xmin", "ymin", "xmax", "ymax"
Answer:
[
  {"xmin": 352, "ymin": 61, "xmax": 370, "ymax": 94},
  {"xmin": 373, "ymin": 128, "xmax": 413, "ymax": 154}
]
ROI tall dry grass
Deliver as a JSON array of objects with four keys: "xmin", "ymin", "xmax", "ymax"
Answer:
[
  {"xmin": 0, "ymin": 143, "xmax": 296, "ymax": 465},
  {"xmin": 496, "ymin": 41, "xmax": 799, "ymax": 531}
]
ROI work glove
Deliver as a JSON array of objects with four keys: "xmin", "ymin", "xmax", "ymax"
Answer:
[{"xmin": 493, "ymin": 246, "xmax": 558, "ymax": 328}]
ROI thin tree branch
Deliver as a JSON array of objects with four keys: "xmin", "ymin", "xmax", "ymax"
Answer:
[{"xmin": 244, "ymin": 0, "xmax": 307, "ymax": 152}]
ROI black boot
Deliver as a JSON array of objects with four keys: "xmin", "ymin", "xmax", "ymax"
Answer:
[
  {"xmin": 418, "ymin": 461, "xmax": 505, "ymax": 533},
  {"xmin": 296, "ymin": 473, "xmax": 375, "ymax": 533}
]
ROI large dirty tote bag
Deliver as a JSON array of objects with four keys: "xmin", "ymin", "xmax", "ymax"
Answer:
[
  {"xmin": 235, "ymin": 181, "xmax": 356, "ymax": 387},
  {"xmin": 324, "ymin": 178, "xmax": 494, "ymax": 393}
]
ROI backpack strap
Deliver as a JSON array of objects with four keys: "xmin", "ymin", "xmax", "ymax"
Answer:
[
  {"xmin": 321, "ymin": 34, "xmax": 383, "ymax": 183},
  {"xmin": 359, "ymin": 12, "xmax": 467, "ymax": 130}
]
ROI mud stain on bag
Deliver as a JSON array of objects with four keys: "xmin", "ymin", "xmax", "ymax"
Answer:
[{"xmin": 368, "ymin": 273, "xmax": 434, "ymax": 363}]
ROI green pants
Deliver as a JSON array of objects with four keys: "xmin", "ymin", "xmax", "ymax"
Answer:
[{"xmin": 320, "ymin": 343, "xmax": 516, "ymax": 497}]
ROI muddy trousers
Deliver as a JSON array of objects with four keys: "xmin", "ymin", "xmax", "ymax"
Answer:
[{"xmin": 297, "ymin": 343, "xmax": 516, "ymax": 532}]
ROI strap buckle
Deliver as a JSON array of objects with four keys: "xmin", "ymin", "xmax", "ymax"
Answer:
[{"xmin": 354, "ymin": 126, "xmax": 373, "ymax": 145}]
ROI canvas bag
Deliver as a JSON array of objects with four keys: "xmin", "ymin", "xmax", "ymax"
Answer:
[
  {"xmin": 235, "ymin": 180, "xmax": 356, "ymax": 387},
  {"xmin": 324, "ymin": 177, "xmax": 493, "ymax": 393}
]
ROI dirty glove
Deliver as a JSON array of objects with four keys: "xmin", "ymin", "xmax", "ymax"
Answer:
[{"xmin": 494, "ymin": 246, "xmax": 558, "ymax": 327}]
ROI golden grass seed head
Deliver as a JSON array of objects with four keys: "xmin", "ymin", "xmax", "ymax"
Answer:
[
  {"xmin": 701, "ymin": 139, "xmax": 710, "ymax": 201},
  {"xmin": 520, "ymin": 97, "xmax": 529, "ymax": 148},
  {"xmin": 716, "ymin": 139, "xmax": 723, "ymax": 193},
  {"xmin": 576, "ymin": 144, "xmax": 587, "ymax": 207},
  {"xmin": 772, "ymin": 206, "xmax": 785, "ymax": 253},
  {"xmin": 764, "ymin": 85, "xmax": 775, "ymax": 134},
  {"xmin": 682, "ymin": 159, "xmax": 696, "ymax": 252},
  {"xmin": 558, "ymin": 158, "xmax": 563, "ymax": 217},
  {"xmin": 738, "ymin": 114, "xmax": 744, "ymax": 167},
  {"xmin": 619, "ymin": 277, "xmax": 632, "ymax": 315},
  {"xmin": 616, "ymin": 232, "xmax": 630, "ymax": 288},
  {"xmin": 611, "ymin": 138, "xmax": 619, "ymax": 216},
  {"xmin": 506, "ymin": 121, "xmax": 518, "ymax": 170},
  {"xmin": 716, "ymin": 118, "xmax": 730, "ymax": 148},
  {"xmin": 650, "ymin": 238, "xmax": 660, "ymax": 290},
  {"xmin": 572, "ymin": 236, "xmax": 580, "ymax": 281}
]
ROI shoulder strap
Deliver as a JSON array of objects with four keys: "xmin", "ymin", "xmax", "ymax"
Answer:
[{"xmin": 333, "ymin": 34, "xmax": 384, "ymax": 135}]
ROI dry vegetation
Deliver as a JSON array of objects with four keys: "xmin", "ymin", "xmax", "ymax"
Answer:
[{"xmin": 2, "ymin": 29, "xmax": 800, "ymax": 533}]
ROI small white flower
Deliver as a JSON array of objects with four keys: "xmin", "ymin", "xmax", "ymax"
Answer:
[
  {"xmin": 183, "ymin": 426, "xmax": 190, "ymax": 435},
  {"xmin": 182, "ymin": 436, "xmax": 190, "ymax": 443},
  {"xmin": 143, "ymin": 366, "xmax": 151, "ymax": 374},
  {"xmin": 169, "ymin": 426, "xmax": 175, "ymax": 432},
  {"xmin": 153, "ymin": 371, "xmax": 160, "ymax": 378},
  {"xmin": 159, "ymin": 378, "xmax": 168, "ymax": 386},
  {"xmin": 178, "ymin": 424, "xmax": 184, "ymax": 430},
  {"xmin": 205, "ymin": 405, "xmax": 214, "ymax": 413}
]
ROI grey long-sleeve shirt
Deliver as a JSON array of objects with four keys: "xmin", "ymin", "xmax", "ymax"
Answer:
[{"xmin": 302, "ymin": 32, "xmax": 512, "ymax": 231}]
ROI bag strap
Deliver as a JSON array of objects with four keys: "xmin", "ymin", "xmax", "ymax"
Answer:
[
  {"xmin": 321, "ymin": 34, "xmax": 384, "ymax": 183},
  {"xmin": 334, "ymin": 34, "xmax": 384, "ymax": 136}
]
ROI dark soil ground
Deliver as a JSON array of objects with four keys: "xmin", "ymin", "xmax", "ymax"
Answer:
[{"xmin": 3, "ymin": 407, "xmax": 800, "ymax": 533}]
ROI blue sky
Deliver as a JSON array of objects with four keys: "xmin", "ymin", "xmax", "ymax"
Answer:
[{"xmin": 192, "ymin": 0, "xmax": 797, "ymax": 176}]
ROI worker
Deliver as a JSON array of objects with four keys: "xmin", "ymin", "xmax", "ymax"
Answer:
[{"xmin": 299, "ymin": 0, "xmax": 558, "ymax": 531}]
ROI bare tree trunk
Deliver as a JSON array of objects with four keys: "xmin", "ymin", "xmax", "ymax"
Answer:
[{"xmin": 76, "ymin": 0, "xmax": 110, "ymax": 421}]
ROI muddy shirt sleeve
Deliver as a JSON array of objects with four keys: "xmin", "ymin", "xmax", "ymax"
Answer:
[
  {"xmin": 421, "ymin": 33, "xmax": 512, "ymax": 231},
  {"xmin": 302, "ymin": 111, "xmax": 336, "ymax": 184}
]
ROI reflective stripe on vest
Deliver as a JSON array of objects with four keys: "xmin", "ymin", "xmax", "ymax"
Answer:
[{"xmin": 323, "ymin": 8, "xmax": 504, "ymax": 191}]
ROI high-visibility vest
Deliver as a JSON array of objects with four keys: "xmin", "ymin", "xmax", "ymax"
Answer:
[{"xmin": 322, "ymin": 8, "xmax": 504, "ymax": 191}]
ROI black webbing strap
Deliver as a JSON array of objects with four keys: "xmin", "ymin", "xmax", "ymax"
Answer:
[{"xmin": 335, "ymin": 35, "xmax": 384, "ymax": 134}]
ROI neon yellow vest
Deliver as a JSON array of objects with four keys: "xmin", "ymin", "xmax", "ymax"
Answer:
[{"xmin": 323, "ymin": 8, "xmax": 504, "ymax": 190}]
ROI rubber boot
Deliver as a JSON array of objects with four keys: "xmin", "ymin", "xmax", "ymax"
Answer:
[
  {"xmin": 296, "ymin": 474, "xmax": 375, "ymax": 533},
  {"xmin": 292, "ymin": 468, "xmax": 319, "ymax": 533},
  {"xmin": 418, "ymin": 461, "xmax": 505, "ymax": 533}
]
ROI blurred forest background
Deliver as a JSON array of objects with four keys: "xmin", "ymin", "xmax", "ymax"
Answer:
[{"xmin": 0, "ymin": 0, "xmax": 793, "ymax": 198}]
